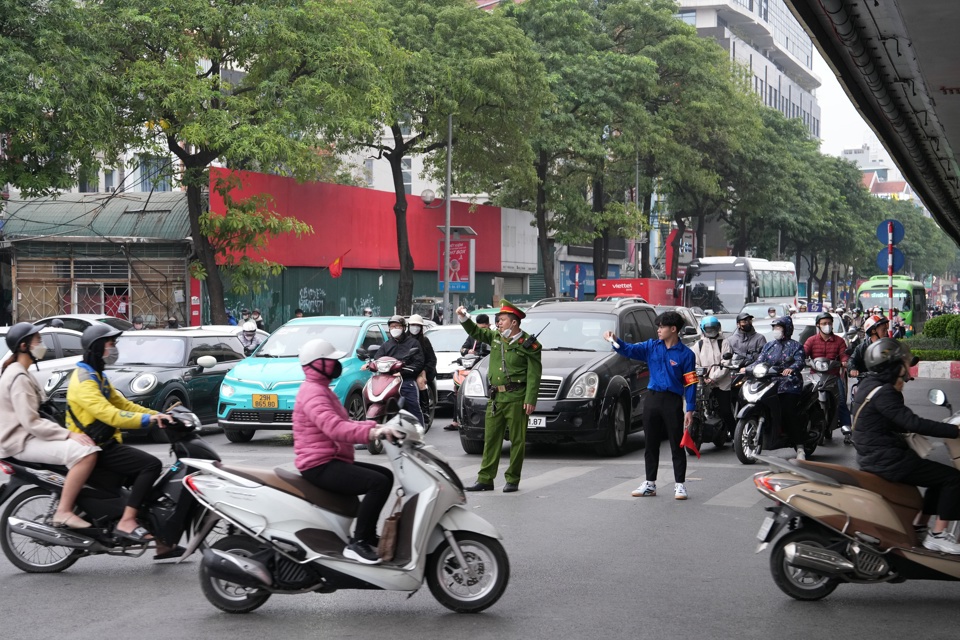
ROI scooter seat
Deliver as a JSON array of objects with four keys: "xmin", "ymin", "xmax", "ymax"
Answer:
[
  {"xmin": 793, "ymin": 459, "xmax": 923, "ymax": 510},
  {"xmin": 2, "ymin": 457, "xmax": 69, "ymax": 475},
  {"xmin": 214, "ymin": 463, "xmax": 360, "ymax": 518}
]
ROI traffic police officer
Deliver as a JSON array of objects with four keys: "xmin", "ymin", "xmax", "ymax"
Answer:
[{"xmin": 456, "ymin": 301, "xmax": 542, "ymax": 493}]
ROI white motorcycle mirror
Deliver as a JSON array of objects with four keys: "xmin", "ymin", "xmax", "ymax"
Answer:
[{"xmin": 929, "ymin": 389, "xmax": 951, "ymax": 411}]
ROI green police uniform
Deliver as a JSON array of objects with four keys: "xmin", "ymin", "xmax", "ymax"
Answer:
[{"xmin": 460, "ymin": 310, "xmax": 542, "ymax": 485}]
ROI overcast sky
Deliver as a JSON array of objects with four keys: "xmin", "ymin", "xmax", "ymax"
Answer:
[{"xmin": 813, "ymin": 49, "xmax": 882, "ymax": 158}]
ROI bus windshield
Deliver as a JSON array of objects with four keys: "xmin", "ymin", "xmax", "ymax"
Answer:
[
  {"xmin": 859, "ymin": 290, "xmax": 911, "ymax": 311},
  {"xmin": 686, "ymin": 270, "xmax": 748, "ymax": 314}
]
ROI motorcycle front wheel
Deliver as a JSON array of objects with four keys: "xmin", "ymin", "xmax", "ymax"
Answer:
[
  {"xmin": 199, "ymin": 535, "xmax": 272, "ymax": 613},
  {"xmin": 0, "ymin": 488, "xmax": 82, "ymax": 573},
  {"xmin": 426, "ymin": 531, "xmax": 510, "ymax": 613},
  {"xmin": 734, "ymin": 416, "xmax": 762, "ymax": 465}
]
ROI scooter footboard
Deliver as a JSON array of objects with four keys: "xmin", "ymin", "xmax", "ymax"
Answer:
[{"xmin": 426, "ymin": 506, "xmax": 502, "ymax": 553}]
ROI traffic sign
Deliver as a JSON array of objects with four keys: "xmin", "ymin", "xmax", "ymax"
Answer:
[
  {"xmin": 877, "ymin": 247, "xmax": 905, "ymax": 273},
  {"xmin": 876, "ymin": 219, "xmax": 905, "ymax": 245}
]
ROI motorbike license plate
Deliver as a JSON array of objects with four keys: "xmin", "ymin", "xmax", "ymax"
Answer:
[
  {"xmin": 756, "ymin": 515, "xmax": 776, "ymax": 542},
  {"xmin": 252, "ymin": 394, "xmax": 279, "ymax": 409},
  {"xmin": 528, "ymin": 416, "xmax": 546, "ymax": 428}
]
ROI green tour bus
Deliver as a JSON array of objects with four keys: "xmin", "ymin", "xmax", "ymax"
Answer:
[{"xmin": 856, "ymin": 275, "xmax": 926, "ymax": 333}]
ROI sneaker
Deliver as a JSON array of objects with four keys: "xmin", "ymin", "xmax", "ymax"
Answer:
[
  {"xmin": 674, "ymin": 483, "xmax": 688, "ymax": 500},
  {"xmin": 795, "ymin": 448, "xmax": 806, "ymax": 461},
  {"xmin": 631, "ymin": 481, "xmax": 656, "ymax": 497},
  {"xmin": 923, "ymin": 531, "xmax": 960, "ymax": 555},
  {"xmin": 343, "ymin": 540, "xmax": 382, "ymax": 565}
]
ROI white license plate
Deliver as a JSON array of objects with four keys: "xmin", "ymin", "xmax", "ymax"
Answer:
[
  {"xmin": 756, "ymin": 516, "xmax": 775, "ymax": 541},
  {"xmin": 528, "ymin": 416, "xmax": 546, "ymax": 428}
]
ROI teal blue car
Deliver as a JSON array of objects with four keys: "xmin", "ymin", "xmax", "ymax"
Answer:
[{"xmin": 217, "ymin": 316, "xmax": 389, "ymax": 442}]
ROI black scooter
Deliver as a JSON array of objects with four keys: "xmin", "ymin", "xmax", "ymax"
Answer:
[{"xmin": 0, "ymin": 406, "xmax": 221, "ymax": 573}]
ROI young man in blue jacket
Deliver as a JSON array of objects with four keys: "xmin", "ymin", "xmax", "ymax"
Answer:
[{"xmin": 604, "ymin": 311, "xmax": 697, "ymax": 500}]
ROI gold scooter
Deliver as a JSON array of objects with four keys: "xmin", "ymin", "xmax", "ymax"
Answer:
[{"xmin": 753, "ymin": 388, "xmax": 960, "ymax": 600}]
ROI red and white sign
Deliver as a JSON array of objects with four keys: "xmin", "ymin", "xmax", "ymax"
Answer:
[
  {"xmin": 596, "ymin": 278, "xmax": 676, "ymax": 305},
  {"xmin": 437, "ymin": 239, "xmax": 476, "ymax": 293}
]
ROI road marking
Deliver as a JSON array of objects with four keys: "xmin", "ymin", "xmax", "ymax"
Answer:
[
  {"xmin": 590, "ymin": 479, "xmax": 645, "ymax": 501},
  {"xmin": 513, "ymin": 466, "xmax": 599, "ymax": 492},
  {"xmin": 703, "ymin": 476, "xmax": 767, "ymax": 508}
]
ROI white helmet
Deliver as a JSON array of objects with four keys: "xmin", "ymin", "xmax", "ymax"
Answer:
[
  {"xmin": 242, "ymin": 321, "xmax": 257, "ymax": 332},
  {"xmin": 299, "ymin": 338, "xmax": 345, "ymax": 366},
  {"xmin": 407, "ymin": 314, "xmax": 425, "ymax": 326}
]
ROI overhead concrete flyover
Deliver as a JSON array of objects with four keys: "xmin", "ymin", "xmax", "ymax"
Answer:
[{"xmin": 786, "ymin": 0, "xmax": 960, "ymax": 244}]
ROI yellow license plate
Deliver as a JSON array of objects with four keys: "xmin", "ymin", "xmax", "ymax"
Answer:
[{"xmin": 252, "ymin": 394, "xmax": 278, "ymax": 409}]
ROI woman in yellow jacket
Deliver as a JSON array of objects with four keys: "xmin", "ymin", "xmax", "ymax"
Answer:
[{"xmin": 66, "ymin": 324, "xmax": 173, "ymax": 550}]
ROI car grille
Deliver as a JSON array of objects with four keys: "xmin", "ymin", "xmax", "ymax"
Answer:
[
  {"xmin": 227, "ymin": 410, "xmax": 293, "ymax": 423},
  {"xmin": 537, "ymin": 376, "xmax": 563, "ymax": 401}
]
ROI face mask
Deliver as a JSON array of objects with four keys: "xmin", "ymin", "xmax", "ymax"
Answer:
[
  {"xmin": 390, "ymin": 328, "xmax": 403, "ymax": 339},
  {"xmin": 820, "ymin": 325, "xmax": 832, "ymax": 334},
  {"xmin": 500, "ymin": 327, "xmax": 513, "ymax": 339},
  {"xmin": 30, "ymin": 343, "xmax": 48, "ymax": 360},
  {"xmin": 103, "ymin": 346, "xmax": 119, "ymax": 365},
  {"xmin": 409, "ymin": 325, "xmax": 421, "ymax": 335},
  {"xmin": 739, "ymin": 323, "xmax": 753, "ymax": 333},
  {"xmin": 772, "ymin": 329, "xmax": 784, "ymax": 340},
  {"xmin": 769, "ymin": 312, "xmax": 776, "ymax": 318}
]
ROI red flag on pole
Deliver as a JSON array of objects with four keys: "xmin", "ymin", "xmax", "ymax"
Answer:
[
  {"xmin": 680, "ymin": 428, "xmax": 700, "ymax": 459},
  {"xmin": 328, "ymin": 251, "xmax": 350, "ymax": 279}
]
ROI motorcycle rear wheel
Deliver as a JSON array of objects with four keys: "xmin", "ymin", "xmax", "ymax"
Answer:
[
  {"xmin": 769, "ymin": 529, "xmax": 841, "ymax": 601},
  {"xmin": 0, "ymin": 488, "xmax": 82, "ymax": 573},
  {"xmin": 734, "ymin": 417, "xmax": 762, "ymax": 465},
  {"xmin": 426, "ymin": 531, "xmax": 510, "ymax": 613},
  {"xmin": 200, "ymin": 535, "xmax": 272, "ymax": 613}
]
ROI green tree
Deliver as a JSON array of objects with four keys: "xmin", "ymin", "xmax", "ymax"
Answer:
[{"xmin": 89, "ymin": 0, "xmax": 393, "ymax": 322}]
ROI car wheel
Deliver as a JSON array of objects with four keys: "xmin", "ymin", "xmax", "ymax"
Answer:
[
  {"xmin": 595, "ymin": 398, "xmax": 629, "ymax": 457},
  {"xmin": 225, "ymin": 429, "xmax": 255, "ymax": 443},
  {"xmin": 346, "ymin": 391, "xmax": 365, "ymax": 421},
  {"xmin": 460, "ymin": 432, "xmax": 485, "ymax": 455}
]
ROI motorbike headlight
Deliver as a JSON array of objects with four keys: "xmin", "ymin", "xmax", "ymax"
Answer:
[
  {"xmin": 567, "ymin": 372, "xmax": 599, "ymax": 399},
  {"xmin": 130, "ymin": 373, "xmax": 158, "ymax": 395},
  {"xmin": 44, "ymin": 371, "xmax": 67, "ymax": 394},
  {"xmin": 753, "ymin": 364, "xmax": 769, "ymax": 377},
  {"xmin": 464, "ymin": 370, "xmax": 486, "ymax": 398},
  {"xmin": 813, "ymin": 360, "xmax": 830, "ymax": 372},
  {"xmin": 377, "ymin": 361, "xmax": 393, "ymax": 374},
  {"xmin": 221, "ymin": 383, "xmax": 235, "ymax": 398}
]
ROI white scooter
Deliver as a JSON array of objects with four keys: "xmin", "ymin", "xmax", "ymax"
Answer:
[{"xmin": 180, "ymin": 411, "xmax": 509, "ymax": 614}]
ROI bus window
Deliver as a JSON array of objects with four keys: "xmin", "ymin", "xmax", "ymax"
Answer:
[{"xmin": 902, "ymin": 294, "xmax": 911, "ymax": 311}]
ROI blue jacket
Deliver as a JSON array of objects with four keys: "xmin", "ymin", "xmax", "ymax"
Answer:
[
  {"xmin": 613, "ymin": 338, "xmax": 697, "ymax": 411},
  {"xmin": 753, "ymin": 338, "xmax": 805, "ymax": 394}
]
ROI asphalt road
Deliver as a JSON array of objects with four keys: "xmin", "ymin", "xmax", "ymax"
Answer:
[{"xmin": 3, "ymin": 380, "xmax": 960, "ymax": 639}]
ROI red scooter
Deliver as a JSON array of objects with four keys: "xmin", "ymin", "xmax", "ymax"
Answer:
[{"xmin": 358, "ymin": 348, "xmax": 422, "ymax": 454}]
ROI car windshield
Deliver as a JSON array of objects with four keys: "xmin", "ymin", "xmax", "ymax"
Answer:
[
  {"xmin": 257, "ymin": 324, "xmax": 359, "ymax": 358},
  {"xmin": 115, "ymin": 336, "xmax": 186, "ymax": 366},
  {"xmin": 521, "ymin": 313, "xmax": 617, "ymax": 351},
  {"xmin": 425, "ymin": 329, "xmax": 466, "ymax": 352}
]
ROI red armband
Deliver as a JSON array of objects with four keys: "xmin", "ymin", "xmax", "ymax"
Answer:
[{"xmin": 683, "ymin": 371, "xmax": 699, "ymax": 387}]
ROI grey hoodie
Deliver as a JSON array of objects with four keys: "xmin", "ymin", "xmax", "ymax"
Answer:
[{"xmin": 725, "ymin": 328, "xmax": 767, "ymax": 366}]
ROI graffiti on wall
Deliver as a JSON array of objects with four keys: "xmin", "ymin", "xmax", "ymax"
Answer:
[
  {"xmin": 298, "ymin": 287, "xmax": 327, "ymax": 315},
  {"xmin": 341, "ymin": 295, "xmax": 380, "ymax": 317}
]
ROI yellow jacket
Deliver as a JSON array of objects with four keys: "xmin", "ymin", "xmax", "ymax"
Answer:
[{"xmin": 66, "ymin": 363, "xmax": 156, "ymax": 444}]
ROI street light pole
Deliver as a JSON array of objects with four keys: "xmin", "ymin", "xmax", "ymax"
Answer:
[{"xmin": 442, "ymin": 114, "xmax": 452, "ymax": 324}]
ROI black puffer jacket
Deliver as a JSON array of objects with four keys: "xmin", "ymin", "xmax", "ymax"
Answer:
[
  {"xmin": 851, "ymin": 376, "xmax": 959, "ymax": 481},
  {"xmin": 378, "ymin": 334, "xmax": 425, "ymax": 381}
]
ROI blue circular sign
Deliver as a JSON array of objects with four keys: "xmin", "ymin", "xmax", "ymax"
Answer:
[
  {"xmin": 876, "ymin": 219, "xmax": 905, "ymax": 245},
  {"xmin": 876, "ymin": 247, "xmax": 905, "ymax": 273}
]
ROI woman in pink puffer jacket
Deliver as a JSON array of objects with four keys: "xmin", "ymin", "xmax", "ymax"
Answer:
[{"xmin": 294, "ymin": 339, "xmax": 402, "ymax": 565}]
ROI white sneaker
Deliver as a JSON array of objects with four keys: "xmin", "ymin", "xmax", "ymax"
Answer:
[
  {"xmin": 631, "ymin": 481, "xmax": 656, "ymax": 497},
  {"xmin": 923, "ymin": 531, "xmax": 960, "ymax": 555},
  {"xmin": 674, "ymin": 483, "xmax": 688, "ymax": 500},
  {"xmin": 795, "ymin": 448, "xmax": 806, "ymax": 461}
]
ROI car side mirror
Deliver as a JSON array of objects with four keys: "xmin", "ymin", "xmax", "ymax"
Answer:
[
  {"xmin": 682, "ymin": 326, "xmax": 697, "ymax": 336},
  {"xmin": 196, "ymin": 355, "xmax": 217, "ymax": 369}
]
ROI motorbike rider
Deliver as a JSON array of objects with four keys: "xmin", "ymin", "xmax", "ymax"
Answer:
[
  {"xmin": 890, "ymin": 308, "xmax": 906, "ymax": 339},
  {"xmin": 0, "ymin": 323, "xmax": 99, "ymax": 529},
  {"xmin": 693, "ymin": 316, "xmax": 735, "ymax": 443},
  {"xmin": 851, "ymin": 338, "xmax": 960, "ymax": 554},
  {"xmin": 460, "ymin": 314, "xmax": 492, "ymax": 358},
  {"xmin": 726, "ymin": 312, "xmax": 766, "ymax": 368},
  {"xmin": 849, "ymin": 314, "xmax": 890, "ymax": 378},
  {"xmin": 239, "ymin": 320, "xmax": 263, "ymax": 356},
  {"xmin": 132, "ymin": 316, "xmax": 146, "ymax": 330},
  {"xmin": 65, "ymin": 324, "xmax": 177, "ymax": 555},
  {"xmin": 293, "ymin": 339, "xmax": 403, "ymax": 565},
  {"xmin": 362, "ymin": 307, "xmax": 373, "ymax": 317},
  {"xmin": 368, "ymin": 316, "xmax": 425, "ymax": 425},
  {"xmin": 406, "ymin": 314, "xmax": 436, "ymax": 423},
  {"xmin": 251, "ymin": 308, "xmax": 266, "ymax": 331},
  {"xmin": 803, "ymin": 312, "xmax": 853, "ymax": 443},
  {"xmin": 751, "ymin": 315, "xmax": 807, "ymax": 459}
]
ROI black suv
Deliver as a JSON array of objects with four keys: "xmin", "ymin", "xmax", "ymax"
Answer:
[{"xmin": 459, "ymin": 300, "xmax": 679, "ymax": 456}]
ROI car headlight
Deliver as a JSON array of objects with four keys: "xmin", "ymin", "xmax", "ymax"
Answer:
[
  {"xmin": 221, "ymin": 383, "xmax": 235, "ymax": 398},
  {"xmin": 44, "ymin": 371, "xmax": 67, "ymax": 394},
  {"xmin": 130, "ymin": 373, "xmax": 158, "ymax": 395},
  {"xmin": 464, "ymin": 370, "xmax": 486, "ymax": 398},
  {"xmin": 567, "ymin": 372, "xmax": 599, "ymax": 399}
]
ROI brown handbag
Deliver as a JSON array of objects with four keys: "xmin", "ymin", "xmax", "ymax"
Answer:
[{"xmin": 377, "ymin": 493, "xmax": 403, "ymax": 562}]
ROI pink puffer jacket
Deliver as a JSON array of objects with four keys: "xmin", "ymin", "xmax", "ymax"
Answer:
[{"xmin": 293, "ymin": 367, "xmax": 377, "ymax": 471}]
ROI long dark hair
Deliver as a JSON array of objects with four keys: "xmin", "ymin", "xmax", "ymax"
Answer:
[
  {"xmin": 2, "ymin": 339, "xmax": 29, "ymax": 374},
  {"xmin": 83, "ymin": 339, "xmax": 108, "ymax": 373}
]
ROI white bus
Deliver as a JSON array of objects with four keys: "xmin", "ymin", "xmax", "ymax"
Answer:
[{"xmin": 682, "ymin": 257, "xmax": 798, "ymax": 314}]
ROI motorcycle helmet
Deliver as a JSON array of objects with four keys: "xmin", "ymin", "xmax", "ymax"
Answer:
[
  {"xmin": 5, "ymin": 322, "xmax": 41, "ymax": 352},
  {"xmin": 862, "ymin": 314, "xmax": 889, "ymax": 336},
  {"xmin": 771, "ymin": 315, "xmax": 793, "ymax": 339},
  {"xmin": 388, "ymin": 315, "xmax": 406, "ymax": 327},
  {"xmin": 736, "ymin": 312, "xmax": 754, "ymax": 322},
  {"xmin": 241, "ymin": 321, "xmax": 258, "ymax": 334},
  {"xmin": 299, "ymin": 338, "xmax": 345, "ymax": 379},
  {"xmin": 865, "ymin": 337, "xmax": 918, "ymax": 380},
  {"xmin": 700, "ymin": 316, "xmax": 721, "ymax": 338},
  {"xmin": 815, "ymin": 311, "xmax": 833, "ymax": 330},
  {"xmin": 81, "ymin": 323, "xmax": 123, "ymax": 355},
  {"xmin": 49, "ymin": 318, "xmax": 65, "ymax": 328}
]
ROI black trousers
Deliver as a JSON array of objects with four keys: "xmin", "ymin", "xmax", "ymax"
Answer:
[
  {"xmin": 300, "ymin": 460, "xmax": 394, "ymax": 544},
  {"xmin": 777, "ymin": 393, "xmax": 805, "ymax": 447},
  {"xmin": 88, "ymin": 444, "xmax": 162, "ymax": 510},
  {"xmin": 643, "ymin": 391, "xmax": 686, "ymax": 483},
  {"xmin": 899, "ymin": 460, "xmax": 960, "ymax": 522},
  {"xmin": 711, "ymin": 388, "xmax": 735, "ymax": 432}
]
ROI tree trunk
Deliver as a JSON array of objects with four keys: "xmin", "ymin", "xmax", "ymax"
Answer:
[
  {"xmin": 591, "ymin": 175, "xmax": 608, "ymax": 285},
  {"xmin": 670, "ymin": 212, "xmax": 686, "ymax": 283},
  {"xmin": 806, "ymin": 253, "xmax": 817, "ymax": 309},
  {"xmin": 388, "ymin": 152, "xmax": 415, "ymax": 315},
  {"xmin": 640, "ymin": 190, "xmax": 652, "ymax": 278},
  {"xmin": 184, "ymin": 169, "xmax": 227, "ymax": 325},
  {"xmin": 816, "ymin": 256, "xmax": 831, "ymax": 309},
  {"xmin": 535, "ymin": 150, "xmax": 556, "ymax": 297},
  {"xmin": 734, "ymin": 216, "xmax": 748, "ymax": 256},
  {"xmin": 695, "ymin": 212, "xmax": 706, "ymax": 259}
]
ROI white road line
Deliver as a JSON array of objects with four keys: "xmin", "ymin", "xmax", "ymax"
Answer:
[
  {"xmin": 511, "ymin": 466, "xmax": 599, "ymax": 492},
  {"xmin": 703, "ymin": 476, "xmax": 766, "ymax": 508},
  {"xmin": 590, "ymin": 479, "xmax": 646, "ymax": 501}
]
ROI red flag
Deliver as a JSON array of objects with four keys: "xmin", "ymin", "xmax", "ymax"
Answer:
[
  {"xmin": 328, "ymin": 251, "xmax": 349, "ymax": 278},
  {"xmin": 680, "ymin": 428, "xmax": 700, "ymax": 459}
]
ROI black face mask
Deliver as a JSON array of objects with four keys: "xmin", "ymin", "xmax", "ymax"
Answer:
[
  {"xmin": 739, "ymin": 323, "xmax": 754, "ymax": 333},
  {"xmin": 311, "ymin": 359, "xmax": 342, "ymax": 379}
]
